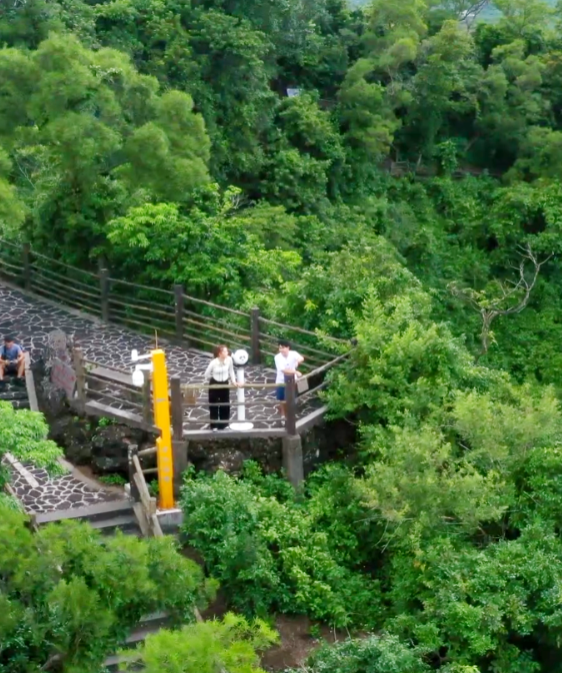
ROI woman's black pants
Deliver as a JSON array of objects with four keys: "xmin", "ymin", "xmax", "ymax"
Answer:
[{"xmin": 208, "ymin": 378, "xmax": 230, "ymax": 429}]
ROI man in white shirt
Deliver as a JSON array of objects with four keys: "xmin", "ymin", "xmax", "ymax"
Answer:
[{"xmin": 274, "ymin": 340, "xmax": 304, "ymax": 418}]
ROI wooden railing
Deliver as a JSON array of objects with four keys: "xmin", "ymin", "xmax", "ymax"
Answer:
[
  {"xmin": 72, "ymin": 349, "xmax": 352, "ymax": 438},
  {"xmin": 0, "ymin": 240, "xmax": 346, "ymax": 372},
  {"xmin": 128, "ymin": 445, "xmax": 164, "ymax": 537}
]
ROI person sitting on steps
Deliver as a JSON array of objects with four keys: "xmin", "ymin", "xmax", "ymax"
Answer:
[{"xmin": 0, "ymin": 335, "xmax": 25, "ymax": 387}]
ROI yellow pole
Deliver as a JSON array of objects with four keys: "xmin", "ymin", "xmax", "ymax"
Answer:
[{"xmin": 151, "ymin": 349, "xmax": 174, "ymax": 509}]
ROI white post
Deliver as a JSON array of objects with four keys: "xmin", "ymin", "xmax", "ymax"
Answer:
[
  {"xmin": 236, "ymin": 366, "xmax": 246, "ymax": 422},
  {"xmin": 229, "ymin": 349, "xmax": 254, "ymax": 431}
]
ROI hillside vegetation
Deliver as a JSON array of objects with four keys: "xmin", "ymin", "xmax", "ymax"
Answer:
[{"xmin": 3, "ymin": 0, "xmax": 562, "ymax": 671}]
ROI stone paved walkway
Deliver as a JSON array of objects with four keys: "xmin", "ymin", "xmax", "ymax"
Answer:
[
  {"xmin": 4, "ymin": 458, "xmax": 122, "ymax": 514},
  {"xmin": 0, "ymin": 284, "xmax": 320, "ymax": 431}
]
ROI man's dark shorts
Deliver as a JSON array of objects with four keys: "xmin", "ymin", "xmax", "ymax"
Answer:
[
  {"xmin": 276, "ymin": 385, "xmax": 285, "ymax": 401},
  {"xmin": 1, "ymin": 361, "xmax": 18, "ymax": 375}
]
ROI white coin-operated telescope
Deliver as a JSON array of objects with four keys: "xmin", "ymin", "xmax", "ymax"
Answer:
[{"xmin": 229, "ymin": 349, "xmax": 254, "ymax": 431}]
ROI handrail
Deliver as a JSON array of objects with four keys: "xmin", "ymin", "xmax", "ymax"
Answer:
[
  {"xmin": 182, "ymin": 381, "xmax": 282, "ymax": 390},
  {"xmin": 181, "ymin": 292, "xmax": 249, "ymax": 317},
  {"xmin": 299, "ymin": 351, "xmax": 352, "ymax": 382},
  {"xmin": 258, "ymin": 315, "xmax": 348, "ymax": 344},
  {"xmin": 129, "ymin": 448, "xmax": 161, "ymax": 537},
  {"xmin": 109, "ymin": 276, "xmax": 175, "ymax": 297}
]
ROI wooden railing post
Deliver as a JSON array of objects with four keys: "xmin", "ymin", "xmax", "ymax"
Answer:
[
  {"xmin": 128, "ymin": 444, "xmax": 140, "ymax": 502},
  {"xmin": 171, "ymin": 376, "xmax": 188, "ymax": 499},
  {"xmin": 174, "ymin": 284, "xmax": 184, "ymax": 342},
  {"xmin": 171, "ymin": 377, "xmax": 183, "ymax": 440},
  {"xmin": 22, "ymin": 243, "xmax": 31, "ymax": 291},
  {"xmin": 72, "ymin": 347, "xmax": 86, "ymax": 413},
  {"xmin": 142, "ymin": 377, "xmax": 152, "ymax": 426},
  {"xmin": 251, "ymin": 307, "xmax": 261, "ymax": 365},
  {"xmin": 284, "ymin": 373, "xmax": 297, "ymax": 435},
  {"xmin": 99, "ymin": 268, "xmax": 110, "ymax": 322}
]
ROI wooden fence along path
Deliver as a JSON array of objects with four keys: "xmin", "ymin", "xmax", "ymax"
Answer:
[{"xmin": 0, "ymin": 239, "xmax": 351, "ymax": 440}]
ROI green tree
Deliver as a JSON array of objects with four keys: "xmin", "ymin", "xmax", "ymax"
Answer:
[
  {"xmin": 123, "ymin": 613, "xmax": 278, "ymax": 673},
  {"xmin": 0, "ymin": 506, "xmax": 214, "ymax": 672},
  {"xmin": 0, "ymin": 33, "xmax": 209, "ymax": 264},
  {"xmin": 180, "ymin": 468, "xmax": 381, "ymax": 628},
  {"xmin": 105, "ymin": 186, "xmax": 302, "ymax": 305},
  {"xmin": 301, "ymin": 632, "xmax": 429, "ymax": 673}
]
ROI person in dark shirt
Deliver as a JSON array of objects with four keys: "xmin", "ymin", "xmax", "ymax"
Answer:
[{"xmin": 0, "ymin": 335, "xmax": 25, "ymax": 383}]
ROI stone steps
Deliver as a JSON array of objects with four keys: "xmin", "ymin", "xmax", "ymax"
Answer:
[
  {"xmin": 33, "ymin": 498, "xmax": 142, "ymax": 536},
  {"xmin": 89, "ymin": 512, "xmax": 142, "ymax": 536},
  {"xmin": 0, "ymin": 377, "xmax": 30, "ymax": 410},
  {"xmin": 104, "ymin": 612, "xmax": 171, "ymax": 671}
]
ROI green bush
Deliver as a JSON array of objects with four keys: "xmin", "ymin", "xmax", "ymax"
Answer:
[
  {"xmin": 180, "ymin": 469, "xmax": 381, "ymax": 628},
  {"xmin": 300, "ymin": 633, "xmax": 429, "ymax": 673},
  {"xmin": 0, "ymin": 402, "xmax": 65, "ymax": 475},
  {"xmin": 123, "ymin": 612, "xmax": 278, "ymax": 673},
  {"xmin": 0, "ymin": 505, "xmax": 215, "ymax": 672}
]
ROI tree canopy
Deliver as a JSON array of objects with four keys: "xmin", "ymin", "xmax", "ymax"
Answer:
[{"xmin": 5, "ymin": 0, "xmax": 562, "ymax": 671}]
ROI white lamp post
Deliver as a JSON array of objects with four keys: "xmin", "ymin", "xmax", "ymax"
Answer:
[
  {"xmin": 130, "ymin": 350, "xmax": 153, "ymax": 387},
  {"xmin": 229, "ymin": 349, "xmax": 254, "ymax": 431}
]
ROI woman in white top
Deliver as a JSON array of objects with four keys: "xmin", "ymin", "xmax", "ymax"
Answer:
[{"xmin": 204, "ymin": 344, "xmax": 237, "ymax": 430}]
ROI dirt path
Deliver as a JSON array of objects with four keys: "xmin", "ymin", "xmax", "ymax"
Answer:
[{"xmin": 199, "ymin": 588, "xmax": 344, "ymax": 672}]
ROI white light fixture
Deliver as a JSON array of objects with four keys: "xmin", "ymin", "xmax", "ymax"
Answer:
[
  {"xmin": 131, "ymin": 349, "xmax": 151, "ymax": 363},
  {"xmin": 132, "ymin": 367, "xmax": 145, "ymax": 387}
]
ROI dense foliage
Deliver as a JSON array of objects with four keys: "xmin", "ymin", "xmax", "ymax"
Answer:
[
  {"xmin": 5, "ymin": 0, "xmax": 562, "ymax": 385},
  {"xmin": 180, "ymin": 464, "xmax": 380, "ymax": 627},
  {"xmin": 298, "ymin": 632, "xmax": 430, "ymax": 673},
  {"xmin": 125, "ymin": 612, "xmax": 278, "ymax": 673},
  {"xmin": 0, "ymin": 402, "xmax": 65, "ymax": 474},
  {"xmin": 0, "ymin": 505, "xmax": 214, "ymax": 672},
  {"xmin": 6, "ymin": 0, "xmax": 562, "ymax": 670}
]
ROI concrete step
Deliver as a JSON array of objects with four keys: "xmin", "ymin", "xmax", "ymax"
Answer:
[
  {"xmin": 0, "ymin": 389, "xmax": 28, "ymax": 401},
  {"xmin": 0, "ymin": 378, "xmax": 30, "ymax": 411},
  {"xmin": 90, "ymin": 513, "xmax": 142, "ymax": 536},
  {"xmin": 34, "ymin": 499, "xmax": 135, "ymax": 526},
  {"xmin": 104, "ymin": 612, "xmax": 170, "ymax": 671}
]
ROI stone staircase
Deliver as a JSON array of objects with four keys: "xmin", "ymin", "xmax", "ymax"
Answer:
[
  {"xmin": 0, "ymin": 376, "xmax": 29, "ymax": 409},
  {"xmin": 33, "ymin": 499, "xmax": 142, "ymax": 537}
]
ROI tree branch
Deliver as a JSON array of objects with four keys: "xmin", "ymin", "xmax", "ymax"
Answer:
[{"xmin": 449, "ymin": 244, "xmax": 552, "ymax": 361}]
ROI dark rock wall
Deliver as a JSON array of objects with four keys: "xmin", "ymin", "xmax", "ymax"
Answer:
[{"xmin": 36, "ymin": 358, "xmax": 357, "ymax": 479}]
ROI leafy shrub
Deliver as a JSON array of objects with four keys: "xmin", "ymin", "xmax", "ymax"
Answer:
[
  {"xmin": 0, "ymin": 505, "xmax": 215, "ymax": 672},
  {"xmin": 300, "ymin": 633, "xmax": 429, "ymax": 673},
  {"xmin": 124, "ymin": 612, "xmax": 278, "ymax": 673},
  {"xmin": 99, "ymin": 473, "xmax": 127, "ymax": 486},
  {"xmin": 0, "ymin": 402, "xmax": 65, "ymax": 475},
  {"xmin": 0, "ymin": 491, "xmax": 22, "ymax": 512},
  {"xmin": 180, "ymin": 469, "xmax": 381, "ymax": 628}
]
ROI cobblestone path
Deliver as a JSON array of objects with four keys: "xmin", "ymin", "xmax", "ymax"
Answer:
[
  {"xmin": 0, "ymin": 284, "xmax": 321, "ymax": 432},
  {"xmin": 4, "ymin": 457, "xmax": 122, "ymax": 514}
]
